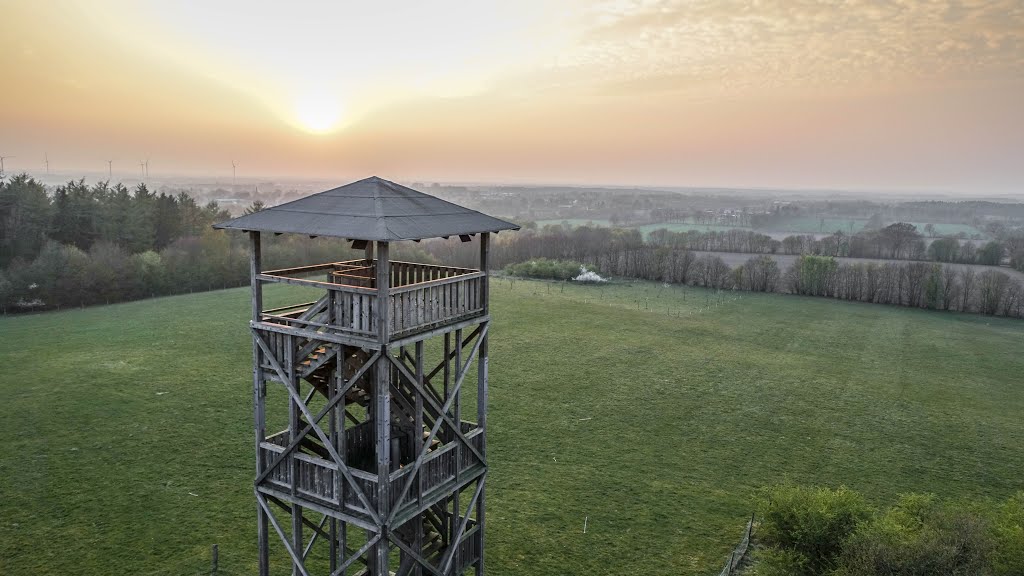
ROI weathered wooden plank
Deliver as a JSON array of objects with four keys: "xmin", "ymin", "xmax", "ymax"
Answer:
[
  {"xmin": 258, "ymin": 273, "xmax": 375, "ymax": 294},
  {"xmin": 389, "ymin": 271, "xmax": 484, "ymax": 295},
  {"xmin": 261, "ymin": 261, "xmax": 344, "ymax": 277}
]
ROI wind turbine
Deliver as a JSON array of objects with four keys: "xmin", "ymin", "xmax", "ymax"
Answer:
[
  {"xmin": 231, "ymin": 160, "xmax": 237, "ymax": 188},
  {"xmin": 44, "ymin": 153, "xmax": 50, "ymax": 175},
  {"xmin": 144, "ymin": 157, "xmax": 150, "ymax": 179},
  {"xmin": 107, "ymin": 160, "xmax": 113, "ymax": 181},
  {"xmin": 139, "ymin": 160, "xmax": 146, "ymax": 180},
  {"xmin": 0, "ymin": 156, "xmax": 13, "ymax": 178}
]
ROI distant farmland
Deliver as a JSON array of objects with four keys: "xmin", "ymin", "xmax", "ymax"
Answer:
[
  {"xmin": 1, "ymin": 281, "xmax": 1022, "ymax": 575},
  {"xmin": 533, "ymin": 218, "xmax": 989, "ymax": 242},
  {"xmin": 692, "ymin": 251, "xmax": 1024, "ymax": 283}
]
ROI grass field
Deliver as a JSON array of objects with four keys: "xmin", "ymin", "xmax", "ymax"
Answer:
[
  {"xmin": 535, "ymin": 218, "xmax": 747, "ymax": 236},
  {"xmin": 905, "ymin": 221, "xmax": 987, "ymax": 238},
  {"xmin": 534, "ymin": 218, "xmax": 613, "ymax": 228},
  {"xmin": 763, "ymin": 217, "xmax": 987, "ymax": 238},
  {"xmin": 534, "ymin": 217, "xmax": 987, "ymax": 241},
  {"xmin": 2, "ymin": 280, "xmax": 1023, "ymax": 575}
]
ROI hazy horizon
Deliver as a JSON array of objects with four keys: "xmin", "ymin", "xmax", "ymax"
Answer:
[{"xmin": 2, "ymin": 1, "xmax": 1023, "ymax": 195}]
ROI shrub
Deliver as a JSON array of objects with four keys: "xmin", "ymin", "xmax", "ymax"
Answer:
[
  {"xmin": 991, "ymin": 492, "xmax": 1024, "ymax": 576},
  {"xmin": 755, "ymin": 488, "xmax": 1024, "ymax": 576},
  {"xmin": 835, "ymin": 494, "xmax": 992, "ymax": 576},
  {"xmin": 756, "ymin": 484, "xmax": 873, "ymax": 575}
]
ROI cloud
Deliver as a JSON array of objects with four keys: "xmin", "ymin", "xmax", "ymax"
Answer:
[{"xmin": 544, "ymin": 0, "xmax": 1024, "ymax": 95}]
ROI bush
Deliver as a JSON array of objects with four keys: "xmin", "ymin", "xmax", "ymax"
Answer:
[
  {"xmin": 836, "ymin": 494, "xmax": 992, "ymax": 576},
  {"xmin": 755, "ymin": 487, "xmax": 1024, "ymax": 576},
  {"xmin": 756, "ymin": 484, "xmax": 873, "ymax": 575},
  {"xmin": 991, "ymin": 492, "xmax": 1024, "ymax": 576}
]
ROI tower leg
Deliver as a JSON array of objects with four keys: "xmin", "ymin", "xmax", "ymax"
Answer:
[
  {"xmin": 258, "ymin": 502, "xmax": 269, "ymax": 576},
  {"xmin": 374, "ymin": 344, "xmax": 392, "ymax": 576},
  {"xmin": 476, "ymin": 325, "xmax": 489, "ymax": 576}
]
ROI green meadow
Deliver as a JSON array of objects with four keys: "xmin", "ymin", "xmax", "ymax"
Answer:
[{"xmin": 1, "ymin": 280, "xmax": 1022, "ymax": 575}]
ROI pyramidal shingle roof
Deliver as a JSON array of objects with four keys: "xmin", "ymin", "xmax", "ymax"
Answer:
[{"xmin": 213, "ymin": 176, "xmax": 519, "ymax": 241}]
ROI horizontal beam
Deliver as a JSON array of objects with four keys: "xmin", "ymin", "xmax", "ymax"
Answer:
[
  {"xmin": 252, "ymin": 321, "xmax": 380, "ymax": 349},
  {"xmin": 256, "ymin": 485, "xmax": 379, "ymax": 532},
  {"xmin": 387, "ymin": 316, "xmax": 488, "ymax": 349},
  {"xmin": 258, "ymin": 273, "xmax": 377, "ymax": 294},
  {"xmin": 261, "ymin": 262, "xmax": 344, "ymax": 276},
  {"xmin": 262, "ymin": 301, "xmax": 319, "ymax": 315}
]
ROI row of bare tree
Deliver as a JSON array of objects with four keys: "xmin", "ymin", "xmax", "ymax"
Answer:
[{"xmin": 483, "ymin": 228, "xmax": 1024, "ymax": 318}]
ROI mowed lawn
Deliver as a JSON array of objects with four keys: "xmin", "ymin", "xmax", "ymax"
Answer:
[{"xmin": 1, "ymin": 280, "xmax": 1023, "ymax": 575}]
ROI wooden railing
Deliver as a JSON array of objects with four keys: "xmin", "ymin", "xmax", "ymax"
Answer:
[
  {"xmin": 389, "ymin": 272, "xmax": 484, "ymax": 335},
  {"xmin": 258, "ymin": 424, "xmax": 484, "ymax": 519},
  {"xmin": 258, "ymin": 259, "xmax": 485, "ymax": 339},
  {"xmin": 389, "ymin": 428, "xmax": 485, "ymax": 514}
]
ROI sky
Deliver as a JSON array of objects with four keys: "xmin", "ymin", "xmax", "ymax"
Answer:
[{"xmin": 1, "ymin": 0, "xmax": 1023, "ymax": 194}]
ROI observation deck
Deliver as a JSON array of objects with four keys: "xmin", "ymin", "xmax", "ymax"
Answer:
[{"xmin": 256, "ymin": 259, "xmax": 486, "ymax": 345}]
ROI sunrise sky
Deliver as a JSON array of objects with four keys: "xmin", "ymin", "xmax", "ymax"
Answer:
[{"xmin": 1, "ymin": 0, "xmax": 1022, "ymax": 193}]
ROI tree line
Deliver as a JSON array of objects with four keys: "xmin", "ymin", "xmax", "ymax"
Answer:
[
  {"xmin": 495, "ymin": 227, "xmax": 1024, "ymax": 319},
  {"xmin": 0, "ymin": 174, "xmax": 229, "ymax": 267},
  {"xmin": 2, "ymin": 181, "xmax": 1022, "ymax": 320},
  {"xmin": 643, "ymin": 223, "xmax": 1023, "ymax": 269}
]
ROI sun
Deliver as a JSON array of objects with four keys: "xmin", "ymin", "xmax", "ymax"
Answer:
[{"xmin": 294, "ymin": 93, "xmax": 342, "ymax": 134}]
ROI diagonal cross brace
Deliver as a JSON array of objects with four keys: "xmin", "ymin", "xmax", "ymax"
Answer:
[
  {"xmin": 385, "ymin": 324, "xmax": 487, "ymax": 524},
  {"xmin": 330, "ymin": 533, "xmax": 381, "ymax": 576},
  {"xmin": 389, "ymin": 329, "xmax": 485, "ymax": 517},
  {"xmin": 255, "ymin": 332, "xmax": 382, "ymax": 525},
  {"xmin": 257, "ymin": 490, "xmax": 314, "ymax": 576},
  {"xmin": 256, "ymin": 347, "xmax": 380, "ymax": 487},
  {"xmin": 423, "ymin": 325, "xmax": 482, "ymax": 384},
  {"xmin": 266, "ymin": 495, "xmax": 331, "ymax": 560},
  {"xmin": 400, "ymin": 349, "xmax": 444, "ymax": 407},
  {"xmin": 388, "ymin": 531, "xmax": 446, "ymax": 576},
  {"xmin": 439, "ymin": 476, "xmax": 485, "ymax": 575}
]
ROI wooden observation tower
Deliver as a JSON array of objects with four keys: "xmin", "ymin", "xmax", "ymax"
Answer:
[{"xmin": 214, "ymin": 177, "xmax": 518, "ymax": 576}]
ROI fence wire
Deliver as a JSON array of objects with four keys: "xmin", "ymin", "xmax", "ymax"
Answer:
[{"xmin": 717, "ymin": 513, "xmax": 755, "ymax": 576}]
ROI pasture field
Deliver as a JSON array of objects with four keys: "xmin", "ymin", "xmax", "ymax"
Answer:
[
  {"xmin": 762, "ymin": 216, "xmax": 866, "ymax": 234},
  {"xmin": 905, "ymin": 221, "xmax": 987, "ymax": 238},
  {"xmin": 535, "ymin": 218, "xmax": 748, "ymax": 236},
  {"xmin": 634, "ymin": 222, "xmax": 746, "ymax": 235},
  {"xmin": 534, "ymin": 218, "xmax": 613, "ymax": 228},
  {"xmin": 2, "ymin": 280, "xmax": 1023, "ymax": 575},
  {"xmin": 763, "ymin": 217, "xmax": 987, "ymax": 238},
  {"xmin": 690, "ymin": 251, "xmax": 1024, "ymax": 283}
]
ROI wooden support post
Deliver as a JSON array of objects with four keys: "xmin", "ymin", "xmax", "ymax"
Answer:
[
  {"xmin": 452, "ymin": 327, "xmax": 462, "ymax": 559},
  {"xmin": 288, "ymin": 335, "xmax": 303, "ymax": 576},
  {"xmin": 477, "ymin": 232, "xmax": 490, "ymax": 576},
  {"xmin": 476, "ymin": 326, "xmax": 488, "ymax": 576},
  {"xmin": 335, "ymin": 346, "xmax": 347, "ymax": 575},
  {"xmin": 480, "ymin": 233, "xmax": 489, "ymax": 315},
  {"xmin": 414, "ymin": 340, "xmax": 424, "ymax": 576},
  {"xmin": 329, "ymin": 347, "xmax": 340, "ymax": 575},
  {"xmin": 374, "ymin": 240, "xmax": 391, "ymax": 576},
  {"xmin": 250, "ymin": 231, "xmax": 263, "ymax": 322},
  {"xmin": 250, "ymin": 231, "xmax": 270, "ymax": 576}
]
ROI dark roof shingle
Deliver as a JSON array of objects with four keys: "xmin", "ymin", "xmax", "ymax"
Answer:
[{"xmin": 213, "ymin": 176, "xmax": 519, "ymax": 241}]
